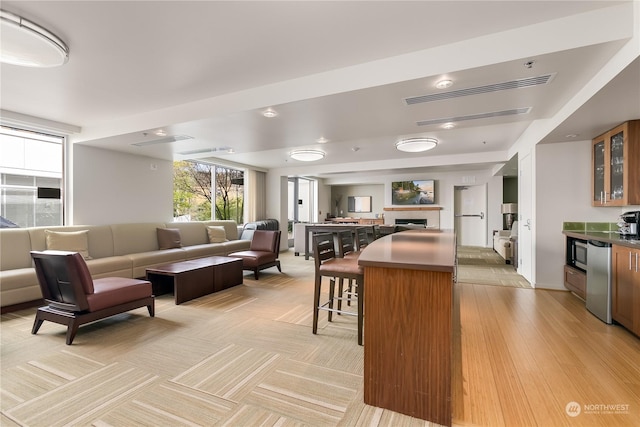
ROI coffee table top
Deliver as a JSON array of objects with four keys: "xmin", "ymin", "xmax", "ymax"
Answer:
[{"xmin": 147, "ymin": 256, "xmax": 242, "ymax": 274}]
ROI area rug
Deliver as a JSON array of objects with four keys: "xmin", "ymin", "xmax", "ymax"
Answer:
[{"xmin": 456, "ymin": 246, "xmax": 532, "ymax": 288}]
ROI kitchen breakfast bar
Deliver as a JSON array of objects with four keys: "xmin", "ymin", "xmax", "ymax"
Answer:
[{"xmin": 358, "ymin": 229, "xmax": 456, "ymax": 427}]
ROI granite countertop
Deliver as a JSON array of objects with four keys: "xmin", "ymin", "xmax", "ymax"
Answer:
[
  {"xmin": 562, "ymin": 230, "xmax": 640, "ymax": 249},
  {"xmin": 358, "ymin": 229, "xmax": 456, "ymax": 272}
]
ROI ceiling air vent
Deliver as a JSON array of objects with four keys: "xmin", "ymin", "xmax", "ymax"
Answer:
[
  {"xmin": 177, "ymin": 147, "xmax": 232, "ymax": 155},
  {"xmin": 405, "ymin": 74, "xmax": 555, "ymax": 105},
  {"xmin": 417, "ymin": 107, "xmax": 531, "ymax": 127},
  {"xmin": 131, "ymin": 135, "xmax": 193, "ymax": 147}
]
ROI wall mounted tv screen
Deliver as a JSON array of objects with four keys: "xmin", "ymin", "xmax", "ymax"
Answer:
[
  {"xmin": 348, "ymin": 196, "xmax": 372, "ymax": 213},
  {"xmin": 392, "ymin": 180, "xmax": 435, "ymax": 205}
]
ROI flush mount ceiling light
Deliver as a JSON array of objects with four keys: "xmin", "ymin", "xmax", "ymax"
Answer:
[
  {"xmin": 316, "ymin": 137, "xmax": 329, "ymax": 144},
  {"xmin": 0, "ymin": 9, "xmax": 69, "ymax": 67},
  {"xmin": 442, "ymin": 122, "xmax": 455, "ymax": 129},
  {"xmin": 289, "ymin": 149, "xmax": 325, "ymax": 162},
  {"xmin": 435, "ymin": 79, "xmax": 453, "ymax": 89},
  {"xmin": 395, "ymin": 137, "xmax": 438, "ymax": 153},
  {"xmin": 262, "ymin": 108, "xmax": 278, "ymax": 118}
]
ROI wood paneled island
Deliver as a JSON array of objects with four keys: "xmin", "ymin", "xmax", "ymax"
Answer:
[{"xmin": 358, "ymin": 229, "xmax": 456, "ymax": 426}]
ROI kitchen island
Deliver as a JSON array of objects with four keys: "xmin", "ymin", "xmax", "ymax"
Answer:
[{"xmin": 358, "ymin": 229, "xmax": 456, "ymax": 426}]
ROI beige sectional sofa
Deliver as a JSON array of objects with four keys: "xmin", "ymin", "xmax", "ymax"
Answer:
[{"xmin": 0, "ymin": 220, "xmax": 250, "ymax": 309}]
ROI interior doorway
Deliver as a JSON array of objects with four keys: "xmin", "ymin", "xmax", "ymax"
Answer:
[
  {"xmin": 454, "ymin": 184, "xmax": 487, "ymax": 247},
  {"xmin": 288, "ymin": 177, "xmax": 315, "ymax": 248}
]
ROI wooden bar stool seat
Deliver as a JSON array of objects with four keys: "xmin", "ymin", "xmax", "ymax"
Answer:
[{"xmin": 312, "ymin": 233, "xmax": 364, "ymax": 345}]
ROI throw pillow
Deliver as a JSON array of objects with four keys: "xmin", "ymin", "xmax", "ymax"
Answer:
[
  {"xmin": 45, "ymin": 230, "xmax": 92, "ymax": 260},
  {"xmin": 157, "ymin": 228, "xmax": 182, "ymax": 250},
  {"xmin": 207, "ymin": 226, "xmax": 228, "ymax": 243}
]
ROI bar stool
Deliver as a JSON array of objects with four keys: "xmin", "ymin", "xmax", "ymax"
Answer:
[{"xmin": 312, "ymin": 233, "xmax": 364, "ymax": 345}]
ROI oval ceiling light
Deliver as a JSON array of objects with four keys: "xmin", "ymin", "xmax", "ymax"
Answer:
[
  {"xmin": 435, "ymin": 79, "xmax": 453, "ymax": 89},
  {"xmin": 290, "ymin": 149, "xmax": 325, "ymax": 161},
  {"xmin": 0, "ymin": 9, "xmax": 69, "ymax": 67},
  {"xmin": 316, "ymin": 137, "xmax": 329, "ymax": 144},
  {"xmin": 262, "ymin": 108, "xmax": 278, "ymax": 118},
  {"xmin": 442, "ymin": 122, "xmax": 455, "ymax": 129},
  {"xmin": 395, "ymin": 137, "xmax": 438, "ymax": 153}
]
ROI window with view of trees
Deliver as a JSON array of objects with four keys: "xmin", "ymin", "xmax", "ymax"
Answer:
[{"xmin": 173, "ymin": 161, "xmax": 244, "ymax": 223}]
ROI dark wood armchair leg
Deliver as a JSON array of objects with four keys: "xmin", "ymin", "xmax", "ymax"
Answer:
[
  {"xmin": 147, "ymin": 303, "xmax": 155, "ymax": 317},
  {"xmin": 66, "ymin": 320, "xmax": 81, "ymax": 345},
  {"xmin": 254, "ymin": 269, "xmax": 259, "ymax": 280},
  {"xmin": 276, "ymin": 261, "xmax": 281, "ymax": 272},
  {"xmin": 32, "ymin": 314, "xmax": 44, "ymax": 335}
]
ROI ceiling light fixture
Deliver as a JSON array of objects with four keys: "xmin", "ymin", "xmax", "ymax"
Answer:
[
  {"xmin": 436, "ymin": 79, "xmax": 453, "ymax": 89},
  {"xmin": 442, "ymin": 122, "xmax": 455, "ymax": 129},
  {"xmin": 395, "ymin": 137, "xmax": 438, "ymax": 153},
  {"xmin": 262, "ymin": 108, "xmax": 278, "ymax": 118},
  {"xmin": 316, "ymin": 137, "xmax": 329, "ymax": 144},
  {"xmin": 289, "ymin": 149, "xmax": 325, "ymax": 162},
  {"xmin": 0, "ymin": 9, "xmax": 69, "ymax": 67}
]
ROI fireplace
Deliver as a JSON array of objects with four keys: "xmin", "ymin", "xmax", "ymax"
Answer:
[{"xmin": 395, "ymin": 218, "xmax": 427, "ymax": 226}]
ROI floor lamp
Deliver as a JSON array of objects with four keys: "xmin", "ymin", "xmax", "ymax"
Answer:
[{"xmin": 501, "ymin": 203, "xmax": 518, "ymax": 230}]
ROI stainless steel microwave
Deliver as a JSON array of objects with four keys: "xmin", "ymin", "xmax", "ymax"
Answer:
[{"xmin": 567, "ymin": 238, "xmax": 587, "ymax": 271}]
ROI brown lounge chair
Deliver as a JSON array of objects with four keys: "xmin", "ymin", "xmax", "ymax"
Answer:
[
  {"xmin": 228, "ymin": 230, "xmax": 282, "ymax": 279},
  {"xmin": 30, "ymin": 250, "xmax": 154, "ymax": 345}
]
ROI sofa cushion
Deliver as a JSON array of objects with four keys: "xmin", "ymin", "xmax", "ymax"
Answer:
[
  {"xmin": 207, "ymin": 226, "xmax": 228, "ymax": 243},
  {"xmin": 45, "ymin": 230, "xmax": 92, "ymax": 260},
  {"xmin": 202, "ymin": 220, "xmax": 240, "ymax": 240},
  {"xmin": 0, "ymin": 229, "xmax": 33, "ymax": 270},
  {"xmin": 165, "ymin": 222, "xmax": 209, "ymax": 246},
  {"xmin": 157, "ymin": 228, "xmax": 182, "ymax": 249},
  {"xmin": 111, "ymin": 223, "xmax": 166, "ymax": 255}
]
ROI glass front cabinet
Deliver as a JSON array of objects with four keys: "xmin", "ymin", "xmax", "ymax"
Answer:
[{"xmin": 591, "ymin": 120, "xmax": 640, "ymax": 207}]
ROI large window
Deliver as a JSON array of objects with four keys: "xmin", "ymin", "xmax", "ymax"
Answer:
[
  {"xmin": 0, "ymin": 127, "xmax": 64, "ymax": 228},
  {"xmin": 173, "ymin": 161, "xmax": 244, "ymax": 223}
]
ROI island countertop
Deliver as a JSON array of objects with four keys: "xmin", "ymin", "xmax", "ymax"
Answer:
[{"xmin": 358, "ymin": 229, "xmax": 456, "ymax": 273}]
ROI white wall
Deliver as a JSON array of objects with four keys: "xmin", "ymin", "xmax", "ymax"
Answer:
[
  {"xmin": 330, "ymin": 184, "xmax": 384, "ymax": 219},
  {"xmin": 535, "ymin": 140, "xmax": 632, "ymax": 290},
  {"xmin": 72, "ymin": 145, "xmax": 173, "ymax": 225}
]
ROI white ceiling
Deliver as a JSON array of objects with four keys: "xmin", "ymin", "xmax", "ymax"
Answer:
[{"xmin": 1, "ymin": 1, "xmax": 639, "ymax": 182}]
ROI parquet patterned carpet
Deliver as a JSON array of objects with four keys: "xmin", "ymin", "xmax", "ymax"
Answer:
[
  {"xmin": 456, "ymin": 246, "xmax": 531, "ymax": 288},
  {"xmin": 1, "ymin": 250, "xmax": 432, "ymax": 427}
]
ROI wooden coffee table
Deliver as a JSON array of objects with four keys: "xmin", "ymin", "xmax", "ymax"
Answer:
[{"xmin": 146, "ymin": 256, "xmax": 243, "ymax": 304}]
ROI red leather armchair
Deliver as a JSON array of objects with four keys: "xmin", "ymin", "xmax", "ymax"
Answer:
[
  {"xmin": 228, "ymin": 230, "xmax": 282, "ymax": 279},
  {"xmin": 30, "ymin": 250, "xmax": 154, "ymax": 345}
]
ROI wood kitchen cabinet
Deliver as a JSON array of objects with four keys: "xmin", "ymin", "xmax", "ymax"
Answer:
[
  {"xmin": 564, "ymin": 265, "xmax": 586, "ymax": 300},
  {"xmin": 611, "ymin": 244, "xmax": 640, "ymax": 335},
  {"xmin": 592, "ymin": 120, "xmax": 640, "ymax": 206}
]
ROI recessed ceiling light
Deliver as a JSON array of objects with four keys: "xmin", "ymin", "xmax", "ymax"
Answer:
[
  {"xmin": 395, "ymin": 137, "xmax": 438, "ymax": 153},
  {"xmin": 289, "ymin": 149, "xmax": 325, "ymax": 161},
  {"xmin": 435, "ymin": 79, "xmax": 453, "ymax": 89},
  {"xmin": 0, "ymin": 9, "xmax": 69, "ymax": 67},
  {"xmin": 442, "ymin": 122, "xmax": 455, "ymax": 129},
  {"xmin": 262, "ymin": 108, "xmax": 278, "ymax": 118},
  {"xmin": 154, "ymin": 129, "xmax": 167, "ymax": 137},
  {"xmin": 316, "ymin": 137, "xmax": 329, "ymax": 144},
  {"xmin": 565, "ymin": 133, "xmax": 578, "ymax": 138}
]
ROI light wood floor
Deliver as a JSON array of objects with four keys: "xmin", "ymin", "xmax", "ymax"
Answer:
[{"xmin": 1, "ymin": 249, "xmax": 639, "ymax": 426}]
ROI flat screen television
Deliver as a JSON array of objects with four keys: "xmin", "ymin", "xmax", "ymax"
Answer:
[
  {"xmin": 392, "ymin": 180, "xmax": 435, "ymax": 205},
  {"xmin": 347, "ymin": 196, "xmax": 372, "ymax": 213}
]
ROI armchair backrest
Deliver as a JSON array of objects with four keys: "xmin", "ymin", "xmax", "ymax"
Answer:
[
  {"xmin": 250, "ymin": 230, "xmax": 281, "ymax": 254},
  {"xmin": 31, "ymin": 251, "xmax": 93, "ymax": 312}
]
